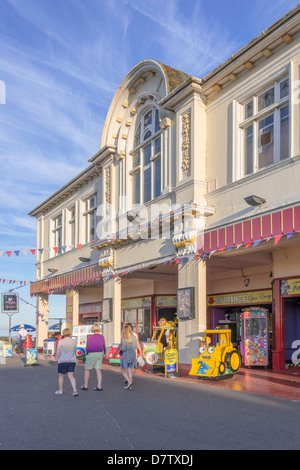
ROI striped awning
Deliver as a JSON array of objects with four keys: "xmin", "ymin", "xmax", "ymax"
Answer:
[
  {"xmin": 30, "ymin": 265, "xmax": 102, "ymax": 295},
  {"xmin": 197, "ymin": 205, "xmax": 299, "ymax": 253}
]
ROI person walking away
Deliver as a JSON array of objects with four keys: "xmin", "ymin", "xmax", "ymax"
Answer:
[
  {"xmin": 125, "ymin": 323, "xmax": 143, "ymax": 384},
  {"xmin": 17, "ymin": 325, "xmax": 28, "ymax": 353},
  {"xmin": 115, "ymin": 325, "xmax": 137, "ymax": 390},
  {"xmin": 81, "ymin": 323, "xmax": 106, "ymax": 391},
  {"xmin": 56, "ymin": 328, "xmax": 78, "ymax": 397}
]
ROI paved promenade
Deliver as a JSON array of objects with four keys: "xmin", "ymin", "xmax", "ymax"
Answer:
[{"xmin": 0, "ymin": 355, "xmax": 300, "ymax": 451}]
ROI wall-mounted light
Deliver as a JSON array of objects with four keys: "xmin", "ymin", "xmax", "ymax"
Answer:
[
  {"xmin": 79, "ymin": 257, "xmax": 91, "ymax": 263},
  {"xmin": 244, "ymin": 195, "xmax": 266, "ymax": 207},
  {"xmin": 243, "ymin": 279, "xmax": 250, "ymax": 287},
  {"xmin": 127, "ymin": 210, "xmax": 144, "ymax": 224},
  {"xmin": 48, "ymin": 268, "xmax": 58, "ymax": 273}
]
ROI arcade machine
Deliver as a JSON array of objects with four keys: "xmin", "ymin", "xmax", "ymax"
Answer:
[{"xmin": 240, "ymin": 307, "xmax": 269, "ymax": 367}]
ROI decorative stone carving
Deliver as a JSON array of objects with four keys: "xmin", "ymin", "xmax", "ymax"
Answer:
[
  {"xmin": 173, "ymin": 231, "xmax": 197, "ymax": 257},
  {"xmin": 105, "ymin": 168, "xmax": 111, "ymax": 216},
  {"xmin": 98, "ymin": 247, "xmax": 114, "ymax": 276},
  {"xmin": 181, "ymin": 112, "xmax": 191, "ymax": 177}
]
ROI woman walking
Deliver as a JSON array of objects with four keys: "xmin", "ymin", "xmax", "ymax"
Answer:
[
  {"xmin": 116, "ymin": 325, "xmax": 138, "ymax": 390},
  {"xmin": 56, "ymin": 328, "xmax": 78, "ymax": 397},
  {"xmin": 81, "ymin": 323, "xmax": 106, "ymax": 391}
]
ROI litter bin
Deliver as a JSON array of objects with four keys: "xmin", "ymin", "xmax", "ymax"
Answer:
[{"xmin": 24, "ymin": 335, "xmax": 33, "ymax": 352}]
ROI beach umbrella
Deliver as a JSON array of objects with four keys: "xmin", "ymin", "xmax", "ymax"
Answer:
[
  {"xmin": 48, "ymin": 323, "xmax": 61, "ymax": 331},
  {"xmin": 10, "ymin": 324, "xmax": 36, "ymax": 332}
]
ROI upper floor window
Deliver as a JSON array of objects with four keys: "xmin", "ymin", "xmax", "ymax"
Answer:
[
  {"xmin": 83, "ymin": 194, "xmax": 97, "ymax": 243},
  {"xmin": 241, "ymin": 77, "xmax": 289, "ymax": 176},
  {"xmin": 52, "ymin": 214, "xmax": 62, "ymax": 255},
  {"xmin": 131, "ymin": 107, "xmax": 161, "ymax": 205},
  {"xmin": 68, "ymin": 206, "xmax": 76, "ymax": 246}
]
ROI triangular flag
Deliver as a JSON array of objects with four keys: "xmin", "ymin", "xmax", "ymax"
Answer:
[
  {"xmin": 61, "ymin": 246, "xmax": 66, "ymax": 252},
  {"xmin": 38, "ymin": 248, "xmax": 44, "ymax": 254},
  {"xmin": 253, "ymin": 240, "xmax": 262, "ymax": 247},
  {"xmin": 274, "ymin": 235, "xmax": 283, "ymax": 245},
  {"xmin": 227, "ymin": 246, "xmax": 234, "ymax": 252},
  {"xmin": 14, "ymin": 250, "xmax": 20, "ymax": 256},
  {"xmin": 286, "ymin": 233, "xmax": 294, "ymax": 239},
  {"xmin": 77, "ymin": 244, "xmax": 82, "ymax": 250},
  {"xmin": 30, "ymin": 249, "xmax": 36, "ymax": 255},
  {"xmin": 209, "ymin": 250, "xmax": 216, "ymax": 258},
  {"xmin": 0, "ymin": 252, "xmax": 3, "ymax": 257},
  {"xmin": 22, "ymin": 250, "xmax": 28, "ymax": 256},
  {"xmin": 53, "ymin": 247, "xmax": 59, "ymax": 254},
  {"xmin": 5, "ymin": 251, "xmax": 12, "ymax": 257},
  {"xmin": 245, "ymin": 243, "xmax": 252, "ymax": 249}
]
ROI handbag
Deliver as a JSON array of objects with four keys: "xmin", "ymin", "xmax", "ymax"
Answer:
[{"xmin": 137, "ymin": 355, "xmax": 145, "ymax": 367}]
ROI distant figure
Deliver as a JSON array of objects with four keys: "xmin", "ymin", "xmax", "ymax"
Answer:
[
  {"xmin": 81, "ymin": 323, "xmax": 106, "ymax": 392},
  {"xmin": 16, "ymin": 325, "xmax": 28, "ymax": 353},
  {"xmin": 56, "ymin": 328, "xmax": 78, "ymax": 397}
]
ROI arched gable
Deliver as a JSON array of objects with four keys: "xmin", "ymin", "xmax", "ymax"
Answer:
[{"xmin": 100, "ymin": 59, "xmax": 190, "ymax": 152}]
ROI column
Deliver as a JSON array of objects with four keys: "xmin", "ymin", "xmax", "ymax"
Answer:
[
  {"xmin": 72, "ymin": 288, "xmax": 80, "ymax": 326},
  {"xmin": 66, "ymin": 288, "xmax": 80, "ymax": 327},
  {"xmin": 102, "ymin": 276, "xmax": 121, "ymax": 347},
  {"xmin": 177, "ymin": 259, "xmax": 206, "ymax": 364},
  {"xmin": 36, "ymin": 293, "xmax": 49, "ymax": 348}
]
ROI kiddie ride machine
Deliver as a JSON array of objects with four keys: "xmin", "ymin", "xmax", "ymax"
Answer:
[
  {"xmin": 189, "ymin": 329, "xmax": 240, "ymax": 380},
  {"xmin": 72, "ymin": 324, "xmax": 103, "ymax": 360},
  {"xmin": 142, "ymin": 318, "xmax": 178, "ymax": 370}
]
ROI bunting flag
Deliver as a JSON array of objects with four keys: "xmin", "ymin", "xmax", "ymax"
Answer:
[
  {"xmin": 274, "ymin": 235, "xmax": 283, "ymax": 245},
  {"xmin": 0, "ymin": 278, "xmax": 33, "ymax": 285}
]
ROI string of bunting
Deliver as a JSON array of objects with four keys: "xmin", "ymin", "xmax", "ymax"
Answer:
[
  {"xmin": 0, "ymin": 244, "xmax": 84, "ymax": 258},
  {"xmin": 30, "ymin": 230, "xmax": 296, "ymax": 296},
  {"xmin": 1, "ymin": 278, "xmax": 33, "ymax": 286}
]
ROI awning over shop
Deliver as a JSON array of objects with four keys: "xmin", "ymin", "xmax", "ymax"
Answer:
[
  {"xmin": 197, "ymin": 206, "xmax": 299, "ymax": 254},
  {"xmin": 30, "ymin": 265, "xmax": 102, "ymax": 296}
]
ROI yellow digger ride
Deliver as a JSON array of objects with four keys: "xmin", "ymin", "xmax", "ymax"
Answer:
[{"xmin": 189, "ymin": 329, "xmax": 240, "ymax": 380}]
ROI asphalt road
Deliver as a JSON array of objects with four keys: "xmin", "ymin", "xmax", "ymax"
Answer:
[{"xmin": 0, "ymin": 356, "xmax": 299, "ymax": 452}]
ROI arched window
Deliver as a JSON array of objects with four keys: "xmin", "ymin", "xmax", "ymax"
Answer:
[{"xmin": 132, "ymin": 107, "xmax": 161, "ymax": 205}]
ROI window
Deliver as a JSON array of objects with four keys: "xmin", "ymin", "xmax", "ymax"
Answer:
[
  {"xmin": 131, "ymin": 107, "xmax": 161, "ymax": 205},
  {"xmin": 69, "ymin": 206, "xmax": 76, "ymax": 246},
  {"xmin": 241, "ymin": 77, "xmax": 289, "ymax": 176},
  {"xmin": 84, "ymin": 194, "xmax": 97, "ymax": 243},
  {"xmin": 52, "ymin": 214, "xmax": 62, "ymax": 254}
]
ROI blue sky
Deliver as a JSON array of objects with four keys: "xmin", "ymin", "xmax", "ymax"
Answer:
[{"xmin": 0, "ymin": 0, "xmax": 298, "ymax": 331}]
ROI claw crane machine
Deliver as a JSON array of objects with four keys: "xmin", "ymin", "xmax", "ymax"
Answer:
[{"xmin": 240, "ymin": 307, "xmax": 269, "ymax": 367}]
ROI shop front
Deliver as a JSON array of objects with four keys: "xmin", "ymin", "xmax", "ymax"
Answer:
[
  {"xmin": 120, "ymin": 294, "xmax": 177, "ymax": 342},
  {"xmin": 207, "ymin": 289, "xmax": 273, "ymax": 368},
  {"xmin": 274, "ymin": 276, "xmax": 300, "ymax": 370},
  {"xmin": 79, "ymin": 302, "xmax": 102, "ymax": 325}
]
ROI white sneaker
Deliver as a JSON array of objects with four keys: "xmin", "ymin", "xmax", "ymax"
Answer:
[{"xmin": 55, "ymin": 391, "xmax": 63, "ymax": 395}]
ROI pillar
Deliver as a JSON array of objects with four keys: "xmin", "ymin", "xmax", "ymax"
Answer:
[
  {"xmin": 102, "ymin": 276, "xmax": 121, "ymax": 347},
  {"xmin": 36, "ymin": 293, "xmax": 49, "ymax": 348},
  {"xmin": 272, "ymin": 279, "xmax": 285, "ymax": 371},
  {"xmin": 66, "ymin": 288, "xmax": 79, "ymax": 327},
  {"xmin": 72, "ymin": 288, "xmax": 80, "ymax": 326},
  {"xmin": 177, "ymin": 259, "xmax": 207, "ymax": 364}
]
